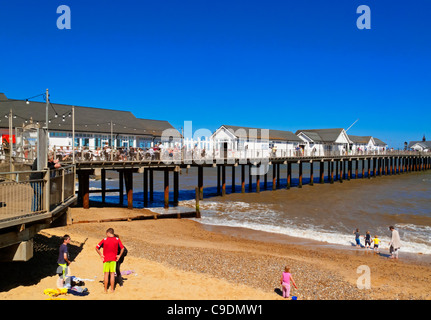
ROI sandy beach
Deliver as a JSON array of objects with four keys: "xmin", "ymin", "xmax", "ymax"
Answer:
[{"xmin": 1, "ymin": 207, "xmax": 431, "ymax": 301}]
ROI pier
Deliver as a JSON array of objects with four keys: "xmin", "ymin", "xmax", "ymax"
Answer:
[{"xmin": 73, "ymin": 151, "xmax": 430, "ymax": 210}]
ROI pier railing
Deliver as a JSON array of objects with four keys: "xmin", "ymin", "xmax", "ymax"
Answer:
[
  {"xmin": 61, "ymin": 146, "xmax": 429, "ymax": 164},
  {"xmin": 0, "ymin": 164, "xmax": 76, "ymax": 223}
]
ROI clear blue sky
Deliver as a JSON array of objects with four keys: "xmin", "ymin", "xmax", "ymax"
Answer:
[{"xmin": 1, "ymin": 0, "xmax": 430, "ymax": 148}]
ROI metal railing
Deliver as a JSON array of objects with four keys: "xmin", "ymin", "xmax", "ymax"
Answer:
[
  {"xmin": 0, "ymin": 164, "xmax": 76, "ymax": 223},
  {"xmin": 60, "ymin": 146, "xmax": 430, "ymax": 164}
]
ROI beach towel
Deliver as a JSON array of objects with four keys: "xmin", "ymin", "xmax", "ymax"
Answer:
[
  {"xmin": 67, "ymin": 286, "xmax": 89, "ymax": 296},
  {"xmin": 44, "ymin": 288, "xmax": 68, "ymax": 297}
]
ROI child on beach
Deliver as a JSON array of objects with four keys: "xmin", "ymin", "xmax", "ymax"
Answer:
[
  {"xmin": 364, "ymin": 231, "xmax": 372, "ymax": 249},
  {"xmin": 56, "ymin": 235, "xmax": 72, "ymax": 288},
  {"xmin": 96, "ymin": 228, "xmax": 125, "ymax": 293},
  {"xmin": 353, "ymin": 229, "xmax": 361, "ymax": 248},
  {"xmin": 280, "ymin": 266, "xmax": 298, "ymax": 299},
  {"xmin": 372, "ymin": 235, "xmax": 380, "ymax": 253}
]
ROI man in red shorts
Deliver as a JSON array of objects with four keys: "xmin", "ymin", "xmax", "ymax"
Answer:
[{"xmin": 96, "ymin": 228, "xmax": 125, "ymax": 293}]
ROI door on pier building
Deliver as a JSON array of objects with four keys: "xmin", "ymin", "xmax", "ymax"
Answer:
[{"xmin": 222, "ymin": 142, "xmax": 228, "ymax": 159}]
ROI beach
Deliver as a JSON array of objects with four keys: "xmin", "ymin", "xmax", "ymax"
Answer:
[{"xmin": 1, "ymin": 207, "xmax": 431, "ymax": 301}]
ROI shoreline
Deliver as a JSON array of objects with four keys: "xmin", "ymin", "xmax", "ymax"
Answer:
[
  {"xmin": 198, "ymin": 222, "xmax": 431, "ymax": 266},
  {"xmin": 1, "ymin": 207, "xmax": 431, "ymax": 300}
]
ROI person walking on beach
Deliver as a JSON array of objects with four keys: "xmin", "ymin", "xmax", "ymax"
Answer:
[
  {"xmin": 353, "ymin": 228, "xmax": 361, "ymax": 248},
  {"xmin": 280, "ymin": 266, "xmax": 298, "ymax": 299},
  {"xmin": 388, "ymin": 226, "xmax": 401, "ymax": 259},
  {"xmin": 56, "ymin": 235, "xmax": 72, "ymax": 288},
  {"xmin": 96, "ymin": 228, "xmax": 125, "ymax": 293}
]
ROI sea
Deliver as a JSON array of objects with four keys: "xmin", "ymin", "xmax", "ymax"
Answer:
[{"xmin": 85, "ymin": 163, "xmax": 431, "ymax": 256}]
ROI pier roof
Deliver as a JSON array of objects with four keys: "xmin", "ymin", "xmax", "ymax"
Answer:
[
  {"xmin": 0, "ymin": 92, "xmax": 177, "ymax": 138},
  {"xmin": 348, "ymin": 135, "xmax": 373, "ymax": 144},
  {"xmin": 295, "ymin": 128, "xmax": 352, "ymax": 143},
  {"xmin": 408, "ymin": 140, "xmax": 431, "ymax": 149},
  {"xmin": 373, "ymin": 138, "xmax": 387, "ymax": 146},
  {"xmin": 219, "ymin": 125, "xmax": 303, "ymax": 142}
]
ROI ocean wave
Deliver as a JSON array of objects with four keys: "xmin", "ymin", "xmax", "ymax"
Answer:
[{"xmin": 181, "ymin": 199, "xmax": 431, "ymax": 255}]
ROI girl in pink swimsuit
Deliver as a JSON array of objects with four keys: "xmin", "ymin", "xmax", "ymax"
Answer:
[{"xmin": 280, "ymin": 266, "xmax": 298, "ymax": 299}]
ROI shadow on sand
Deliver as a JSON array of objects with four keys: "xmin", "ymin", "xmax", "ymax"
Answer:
[{"xmin": 0, "ymin": 233, "xmax": 85, "ymax": 293}]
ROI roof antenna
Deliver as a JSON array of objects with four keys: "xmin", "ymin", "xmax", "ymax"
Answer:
[{"xmin": 345, "ymin": 119, "xmax": 359, "ymax": 132}]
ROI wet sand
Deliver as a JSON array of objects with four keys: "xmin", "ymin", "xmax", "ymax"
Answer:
[{"xmin": 1, "ymin": 207, "xmax": 431, "ymax": 300}]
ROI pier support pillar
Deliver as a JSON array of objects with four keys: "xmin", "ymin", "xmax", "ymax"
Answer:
[
  {"xmin": 298, "ymin": 161, "xmax": 302, "ymax": 188},
  {"xmin": 362, "ymin": 159, "xmax": 365, "ymax": 178},
  {"xmin": 373, "ymin": 158, "xmax": 376, "ymax": 177},
  {"xmin": 264, "ymin": 170, "xmax": 268, "ymax": 190},
  {"xmin": 256, "ymin": 171, "xmax": 260, "ymax": 193},
  {"xmin": 164, "ymin": 168, "xmax": 169, "ymax": 209},
  {"xmin": 222, "ymin": 165, "xmax": 226, "ymax": 196},
  {"xmin": 241, "ymin": 164, "xmax": 245, "ymax": 193},
  {"xmin": 78, "ymin": 170, "xmax": 91, "ymax": 209},
  {"xmin": 149, "ymin": 169, "xmax": 154, "ymax": 201},
  {"xmin": 339, "ymin": 160, "xmax": 343, "ymax": 183},
  {"xmin": 367, "ymin": 158, "xmax": 371, "ymax": 179},
  {"xmin": 249, "ymin": 165, "xmax": 253, "ymax": 192},
  {"xmin": 347, "ymin": 159, "xmax": 351, "ymax": 181},
  {"xmin": 143, "ymin": 168, "xmax": 148, "ymax": 207},
  {"xmin": 272, "ymin": 164, "xmax": 276, "ymax": 190},
  {"xmin": 335, "ymin": 160, "xmax": 339, "ymax": 181},
  {"xmin": 124, "ymin": 169, "xmax": 134, "ymax": 209},
  {"xmin": 198, "ymin": 166, "xmax": 203, "ymax": 200},
  {"xmin": 217, "ymin": 165, "xmax": 221, "ymax": 195},
  {"xmin": 355, "ymin": 159, "xmax": 358, "ymax": 179},
  {"xmin": 309, "ymin": 161, "xmax": 313, "ymax": 186},
  {"xmin": 276, "ymin": 163, "xmax": 280, "ymax": 189},
  {"xmin": 101, "ymin": 169, "xmax": 106, "ymax": 204},
  {"xmin": 232, "ymin": 166, "xmax": 236, "ymax": 193},
  {"xmin": 320, "ymin": 161, "xmax": 324, "ymax": 184},
  {"xmin": 119, "ymin": 170, "xmax": 124, "ymax": 205},
  {"xmin": 287, "ymin": 162, "xmax": 292, "ymax": 189},
  {"xmin": 330, "ymin": 160, "xmax": 334, "ymax": 184},
  {"xmin": 174, "ymin": 169, "xmax": 179, "ymax": 206}
]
